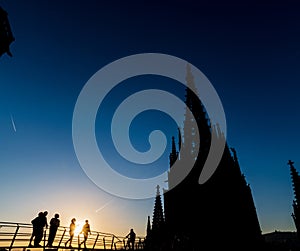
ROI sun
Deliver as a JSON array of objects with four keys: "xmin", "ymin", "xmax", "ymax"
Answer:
[{"xmin": 74, "ymin": 220, "xmax": 85, "ymax": 236}]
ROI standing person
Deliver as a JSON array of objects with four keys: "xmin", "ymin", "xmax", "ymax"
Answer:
[
  {"xmin": 126, "ymin": 229, "xmax": 136, "ymax": 250},
  {"xmin": 29, "ymin": 212, "xmax": 43, "ymax": 247},
  {"xmin": 46, "ymin": 213, "xmax": 60, "ymax": 247},
  {"xmin": 37, "ymin": 211, "xmax": 49, "ymax": 246},
  {"xmin": 29, "ymin": 211, "xmax": 47, "ymax": 247},
  {"xmin": 65, "ymin": 218, "xmax": 76, "ymax": 248},
  {"xmin": 80, "ymin": 220, "xmax": 91, "ymax": 249}
]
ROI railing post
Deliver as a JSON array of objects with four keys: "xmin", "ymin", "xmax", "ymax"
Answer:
[
  {"xmin": 43, "ymin": 229, "xmax": 47, "ymax": 251},
  {"xmin": 78, "ymin": 234, "xmax": 80, "ymax": 249},
  {"xmin": 58, "ymin": 228, "xmax": 66, "ymax": 248},
  {"xmin": 9, "ymin": 224, "xmax": 19, "ymax": 251},
  {"xmin": 110, "ymin": 236, "xmax": 114, "ymax": 250},
  {"xmin": 103, "ymin": 237, "xmax": 106, "ymax": 250},
  {"xmin": 92, "ymin": 233, "xmax": 99, "ymax": 250},
  {"xmin": 123, "ymin": 239, "xmax": 126, "ymax": 249}
]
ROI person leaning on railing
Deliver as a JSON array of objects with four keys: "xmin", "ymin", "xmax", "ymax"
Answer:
[
  {"xmin": 126, "ymin": 228, "xmax": 136, "ymax": 250},
  {"xmin": 47, "ymin": 213, "xmax": 60, "ymax": 247},
  {"xmin": 28, "ymin": 211, "xmax": 48, "ymax": 247}
]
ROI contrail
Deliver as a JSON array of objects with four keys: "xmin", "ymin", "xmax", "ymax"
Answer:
[
  {"xmin": 10, "ymin": 114, "xmax": 16, "ymax": 132},
  {"xmin": 95, "ymin": 199, "xmax": 114, "ymax": 213}
]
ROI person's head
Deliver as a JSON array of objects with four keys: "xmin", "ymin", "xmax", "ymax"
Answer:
[
  {"xmin": 55, "ymin": 213, "xmax": 59, "ymax": 218},
  {"xmin": 71, "ymin": 218, "xmax": 76, "ymax": 223},
  {"xmin": 130, "ymin": 229, "xmax": 133, "ymax": 232},
  {"xmin": 44, "ymin": 211, "xmax": 48, "ymax": 216},
  {"xmin": 38, "ymin": 212, "xmax": 44, "ymax": 217},
  {"xmin": 85, "ymin": 220, "xmax": 88, "ymax": 223}
]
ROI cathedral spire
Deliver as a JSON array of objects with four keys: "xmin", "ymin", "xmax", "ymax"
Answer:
[
  {"xmin": 178, "ymin": 127, "xmax": 182, "ymax": 152},
  {"xmin": 146, "ymin": 215, "xmax": 151, "ymax": 238},
  {"xmin": 152, "ymin": 185, "xmax": 165, "ymax": 231},
  {"xmin": 182, "ymin": 63, "xmax": 211, "ymax": 162},
  {"xmin": 289, "ymin": 160, "xmax": 300, "ymax": 202},
  {"xmin": 183, "ymin": 64, "xmax": 198, "ymax": 159},
  {"xmin": 169, "ymin": 136, "xmax": 178, "ymax": 168},
  {"xmin": 148, "ymin": 185, "xmax": 166, "ymax": 249}
]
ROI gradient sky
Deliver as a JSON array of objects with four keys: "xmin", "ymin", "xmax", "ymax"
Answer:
[{"xmin": 1, "ymin": 0, "xmax": 300, "ymax": 237}]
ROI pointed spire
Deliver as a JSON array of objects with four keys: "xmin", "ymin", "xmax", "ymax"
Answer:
[
  {"xmin": 171, "ymin": 137, "xmax": 176, "ymax": 155},
  {"xmin": 289, "ymin": 160, "xmax": 300, "ymax": 204},
  {"xmin": 152, "ymin": 185, "xmax": 165, "ymax": 232},
  {"xmin": 169, "ymin": 136, "xmax": 178, "ymax": 168},
  {"xmin": 156, "ymin": 184, "xmax": 160, "ymax": 196},
  {"xmin": 182, "ymin": 63, "xmax": 211, "ymax": 161},
  {"xmin": 146, "ymin": 215, "xmax": 151, "ymax": 237},
  {"xmin": 185, "ymin": 63, "xmax": 198, "ymax": 94},
  {"xmin": 183, "ymin": 63, "xmax": 200, "ymax": 159},
  {"xmin": 150, "ymin": 185, "xmax": 166, "ymax": 248},
  {"xmin": 178, "ymin": 127, "xmax": 182, "ymax": 152},
  {"xmin": 144, "ymin": 215, "xmax": 153, "ymax": 250}
]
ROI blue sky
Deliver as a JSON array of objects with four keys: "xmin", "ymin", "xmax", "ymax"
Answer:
[{"xmin": 0, "ymin": 0, "xmax": 300, "ymax": 237}]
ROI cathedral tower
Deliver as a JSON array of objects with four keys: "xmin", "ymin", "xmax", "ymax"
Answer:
[{"xmin": 161, "ymin": 64, "xmax": 263, "ymax": 250}]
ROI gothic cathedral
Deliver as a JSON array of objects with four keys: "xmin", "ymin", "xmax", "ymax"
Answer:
[{"xmin": 147, "ymin": 64, "xmax": 263, "ymax": 251}]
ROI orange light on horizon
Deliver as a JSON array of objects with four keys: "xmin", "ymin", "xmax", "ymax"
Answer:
[{"xmin": 74, "ymin": 220, "xmax": 85, "ymax": 236}]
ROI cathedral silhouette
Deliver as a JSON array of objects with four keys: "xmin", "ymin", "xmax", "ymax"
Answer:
[
  {"xmin": 289, "ymin": 160, "xmax": 300, "ymax": 240},
  {"xmin": 145, "ymin": 64, "xmax": 264, "ymax": 251}
]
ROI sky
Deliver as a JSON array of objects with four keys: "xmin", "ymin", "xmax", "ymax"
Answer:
[{"xmin": 0, "ymin": 0, "xmax": 300, "ymax": 237}]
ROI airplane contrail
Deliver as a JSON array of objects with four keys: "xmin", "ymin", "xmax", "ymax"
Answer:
[
  {"xmin": 10, "ymin": 114, "xmax": 16, "ymax": 132},
  {"xmin": 95, "ymin": 199, "xmax": 114, "ymax": 213}
]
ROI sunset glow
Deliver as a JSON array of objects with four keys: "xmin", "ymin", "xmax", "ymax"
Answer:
[{"xmin": 74, "ymin": 220, "xmax": 85, "ymax": 236}]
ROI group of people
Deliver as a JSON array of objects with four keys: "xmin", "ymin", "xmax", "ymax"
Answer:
[
  {"xmin": 29, "ymin": 211, "xmax": 138, "ymax": 250},
  {"xmin": 29, "ymin": 211, "xmax": 91, "ymax": 249},
  {"xmin": 29, "ymin": 211, "xmax": 62, "ymax": 248}
]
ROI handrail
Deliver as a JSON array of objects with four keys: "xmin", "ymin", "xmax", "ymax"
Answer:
[{"xmin": 0, "ymin": 221, "xmax": 145, "ymax": 250}]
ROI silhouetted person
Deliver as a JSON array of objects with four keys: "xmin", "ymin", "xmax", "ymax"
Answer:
[
  {"xmin": 65, "ymin": 218, "xmax": 76, "ymax": 248},
  {"xmin": 29, "ymin": 212, "xmax": 47, "ymax": 247},
  {"xmin": 39, "ymin": 211, "xmax": 48, "ymax": 246},
  {"xmin": 47, "ymin": 213, "xmax": 60, "ymax": 247},
  {"xmin": 126, "ymin": 228, "xmax": 136, "ymax": 250},
  {"xmin": 29, "ymin": 212, "xmax": 42, "ymax": 247},
  {"xmin": 80, "ymin": 220, "xmax": 91, "ymax": 249}
]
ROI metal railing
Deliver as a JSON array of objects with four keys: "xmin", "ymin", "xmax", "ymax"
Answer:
[{"xmin": 0, "ymin": 222, "xmax": 145, "ymax": 250}]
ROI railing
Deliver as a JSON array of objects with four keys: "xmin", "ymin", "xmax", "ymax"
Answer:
[{"xmin": 0, "ymin": 222, "xmax": 145, "ymax": 250}]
